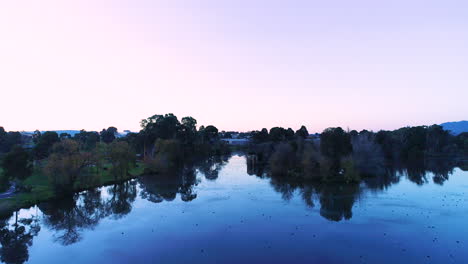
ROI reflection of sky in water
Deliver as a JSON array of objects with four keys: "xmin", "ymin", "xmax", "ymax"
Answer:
[{"xmin": 2, "ymin": 155, "xmax": 467, "ymax": 264}]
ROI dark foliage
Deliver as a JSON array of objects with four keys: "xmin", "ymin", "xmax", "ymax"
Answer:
[
  {"xmin": 2, "ymin": 146, "xmax": 32, "ymax": 182},
  {"xmin": 33, "ymin": 131, "xmax": 59, "ymax": 159},
  {"xmin": 320, "ymin": 127, "xmax": 352, "ymax": 160}
]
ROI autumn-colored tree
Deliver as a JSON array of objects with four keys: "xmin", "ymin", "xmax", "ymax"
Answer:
[{"xmin": 44, "ymin": 140, "xmax": 94, "ymax": 193}]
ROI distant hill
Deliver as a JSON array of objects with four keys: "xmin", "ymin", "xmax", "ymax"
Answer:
[{"xmin": 441, "ymin": 121, "xmax": 468, "ymax": 135}]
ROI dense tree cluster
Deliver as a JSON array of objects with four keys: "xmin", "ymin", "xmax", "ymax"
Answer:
[
  {"xmin": 33, "ymin": 131, "xmax": 59, "ymax": 159},
  {"xmin": 137, "ymin": 114, "xmax": 228, "ymax": 173},
  {"xmin": 2, "ymin": 146, "xmax": 32, "ymax": 183},
  {"xmin": 0, "ymin": 114, "xmax": 229, "ymax": 194},
  {"xmin": 375, "ymin": 125, "xmax": 466, "ymax": 161},
  {"xmin": 74, "ymin": 130, "xmax": 100, "ymax": 151},
  {"xmin": 0, "ymin": 127, "xmax": 22, "ymax": 154},
  {"xmin": 251, "ymin": 126, "xmax": 310, "ymax": 144},
  {"xmin": 0, "ymin": 118, "xmax": 466, "ymax": 195},
  {"xmin": 247, "ymin": 124, "xmax": 467, "ymax": 183}
]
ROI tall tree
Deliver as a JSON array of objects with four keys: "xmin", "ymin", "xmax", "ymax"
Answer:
[
  {"xmin": 33, "ymin": 131, "xmax": 59, "ymax": 159},
  {"xmin": 0, "ymin": 130, "xmax": 22, "ymax": 153},
  {"xmin": 295, "ymin": 125, "xmax": 309, "ymax": 139},
  {"xmin": 179, "ymin": 117, "xmax": 198, "ymax": 145},
  {"xmin": 269, "ymin": 127, "xmax": 287, "ymax": 142},
  {"xmin": 181, "ymin": 117, "xmax": 197, "ymax": 132},
  {"xmin": 252, "ymin": 128, "xmax": 269, "ymax": 143},
  {"xmin": 100, "ymin": 127, "xmax": 118, "ymax": 144},
  {"xmin": 74, "ymin": 130, "xmax": 100, "ymax": 150},
  {"xmin": 202, "ymin": 125, "xmax": 219, "ymax": 143},
  {"xmin": 140, "ymin": 114, "xmax": 181, "ymax": 158},
  {"xmin": 320, "ymin": 127, "xmax": 353, "ymax": 160},
  {"xmin": 2, "ymin": 146, "xmax": 32, "ymax": 182}
]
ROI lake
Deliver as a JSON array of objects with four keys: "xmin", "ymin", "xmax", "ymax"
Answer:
[{"xmin": 1, "ymin": 154, "xmax": 467, "ymax": 264}]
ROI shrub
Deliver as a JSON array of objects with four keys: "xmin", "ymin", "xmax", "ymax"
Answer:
[
  {"xmin": 301, "ymin": 144, "xmax": 322, "ymax": 180},
  {"xmin": 44, "ymin": 140, "xmax": 95, "ymax": 193},
  {"xmin": 144, "ymin": 139, "xmax": 182, "ymax": 174},
  {"xmin": 341, "ymin": 158, "xmax": 360, "ymax": 183},
  {"xmin": 108, "ymin": 141, "xmax": 135, "ymax": 179},
  {"xmin": 269, "ymin": 143, "xmax": 296, "ymax": 176}
]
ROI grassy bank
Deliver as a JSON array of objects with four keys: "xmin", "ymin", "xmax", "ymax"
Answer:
[{"xmin": 0, "ymin": 163, "xmax": 145, "ymax": 216}]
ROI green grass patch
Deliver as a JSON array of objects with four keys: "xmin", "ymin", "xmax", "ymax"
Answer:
[{"xmin": 0, "ymin": 161, "xmax": 146, "ymax": 216}]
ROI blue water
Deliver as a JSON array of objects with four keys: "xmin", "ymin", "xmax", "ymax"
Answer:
[{"xmin": 2, "ymin": 154, "xmax": 467, "ymax": 264}]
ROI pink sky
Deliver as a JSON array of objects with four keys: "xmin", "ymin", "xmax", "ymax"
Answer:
[{"xmin": 1, "ymin": 0, "xmax": 467, "ymax": 133}]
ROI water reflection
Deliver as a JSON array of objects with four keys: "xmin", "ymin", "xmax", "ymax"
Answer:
[
  {"xmin": 250, "ymin": 155, "xmax": 466, "ymax": 222},
  {"xmin": 40, "ymin": 191, "xmax": 106, "ymax": 245},
  {"xmin": 106, "ymin": 181, "xmax": 138, "ymax": 218},
  {"xmin": 197, "ymin": 155, "xmax": 229, "ymax": 181},
  {"xmin": 0, "ymin": 154, "xmax": 465, "ymax": 263},
  {"xmin": 319, "ymin": 184, "xmax": 360, "ymax": 221},
  {"xmin": 139, "ymin": 167, "xmax": 199, "ymax": 203},
  {"xmin": 269, "ymin": 178, "xmax": 361, "ymax": 221},
  {"xmin": 0, "ymin": 212, "xmax": 40, "ymax": 264}
]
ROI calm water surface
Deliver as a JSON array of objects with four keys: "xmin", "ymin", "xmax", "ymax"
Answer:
[{"xmin": 2, "ymin": 154, "xmax": 467, "ymax": 264}]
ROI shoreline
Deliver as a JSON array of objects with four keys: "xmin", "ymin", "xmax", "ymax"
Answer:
[{"xmin": 0, "ymin": 169, "xmax": 143, "ymax": 217}]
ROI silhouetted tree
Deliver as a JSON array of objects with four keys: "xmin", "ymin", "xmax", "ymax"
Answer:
[
  {"xmin": 33, "ymin": 131, "xmax": 59, "ymax": 159},
  {"xmin": 2, "ymin": 146, "xmax": 32, "ymax": 182},
  {"xmin": 295, "ymin": 125, "xmax": 309, "ymax": 139},
  {"xmin": 200, "ymin": 125, "xmax": 219, "ymax": 143},
  {"xmin": 320, "ymin": 127, "xmax": 352, "ymax": 160},
  {"xmin": 100, "ymin": 127, "xmax": 118, "ymax": 144},
  {"xmin": 252, "ymin": 128, "xmax": 269, "ymax": 143},
  {"xmin": 178, "ymin": 116, "xmax": 198, "ymax": 145},
  {"xmin": 269, "ymin": 127, "xmax": 287, "ymax": 142},
  {"xmin": 0, "ymin": 129, "xmax": 22, "ymax": 154}
]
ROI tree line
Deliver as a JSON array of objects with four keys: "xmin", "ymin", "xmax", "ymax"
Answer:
[
  {"xmin": 246, "ymin": 125, "xmax": 467, "ymax": 183},
  {"xmin": 0, "ymin": 113, "xmax": 229, "ymax": 194},
  {"xmin": 1, "ymin": 117, "xmax": 467, "ymax": 193}
]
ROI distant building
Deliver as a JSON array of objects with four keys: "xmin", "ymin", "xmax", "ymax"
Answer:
[{"xmin": 221, "ymin": 138, "xmax": 250, "ymax": 145}]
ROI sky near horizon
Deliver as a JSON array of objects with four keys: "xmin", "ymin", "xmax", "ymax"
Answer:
[{"xmin": 1, "ymin": 0, "xmax": 467, "ymax": 133}]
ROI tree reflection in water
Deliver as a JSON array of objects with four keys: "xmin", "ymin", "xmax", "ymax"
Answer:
[
  {"xmin": 0, "ymin": 211, "xmax": 40, "ymax": 264},
  {"xmin": 9, "ymin": 155, "xmax": 228, "ymax": 253},
  {"xmin": 39, "ymin": 180, "xmax": 138, "ymax": 246},
  {"xmin": 254, "ymin": 156, "xmax": 463, "ymax": 222},
  {"xmin": 0, "ymin": 154, "xmax": 463, "ymax": 263},
  {"xmin": 269, "ymin": 177, "xmax": 361, "ymax": 222},
  {"xmin": 318, "ymin": 184, "xmax": 360, "ymax": 221},
  {"xmin": 139, "ymin": 167, "xmax": 199, "ymax": 203},
  {"xmin": 40, "ymin": 192, "xmax": 104, "ymax": 245},
  {"xmin": 197, "ymin": 155, "xmax": 229, "ymax": 181},
  {"xmin": 106, "ymin": 181, "xmax": 138, "ymax": 218},
  {"xmin": 139, "ymin": 156, "xmax": 229, "ymax": 203}
]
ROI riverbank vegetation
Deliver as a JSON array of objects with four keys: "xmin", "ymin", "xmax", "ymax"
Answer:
[
  {"xmin": 0, "ymin": 113, "xmax": 229, "ymax": 213},
  {"xmin": 247, "ymin": 125, "xmax": 468, "ymax": 183},
  {"xmin": 1, "ymin": 115, "xmax": 466, "ymax": 214}
]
